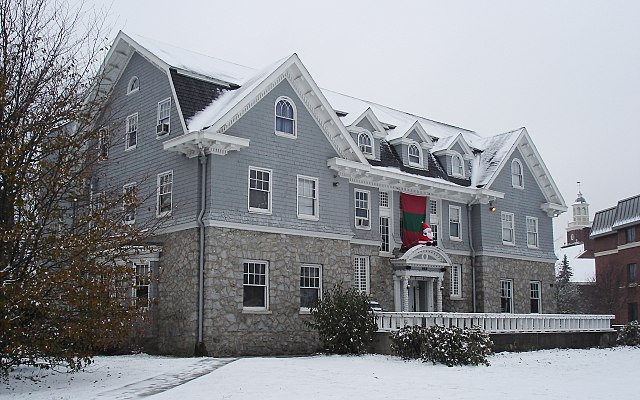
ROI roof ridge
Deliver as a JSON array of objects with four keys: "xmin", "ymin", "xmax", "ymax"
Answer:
[{"xmin": 320, "ymin": 88, "xmax": 476, "ymax": 135}]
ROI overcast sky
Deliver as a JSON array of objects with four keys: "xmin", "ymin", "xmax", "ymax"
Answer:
[{"xmin": 91, "ymin": 0, "xmax": 640, "ymax": 250}]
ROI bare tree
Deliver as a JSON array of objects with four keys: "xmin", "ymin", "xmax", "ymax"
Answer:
[{"xmin": 0, "ymin": 0, "xmax": 150, "ymax": 374}]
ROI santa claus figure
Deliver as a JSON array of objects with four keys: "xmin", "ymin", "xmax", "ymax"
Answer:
[{"xmin": 420, "ymin": 221, "xmax": 434, "ymax": 244}]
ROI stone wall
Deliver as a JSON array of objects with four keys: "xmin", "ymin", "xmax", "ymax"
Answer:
[
  {"xmin": 201, "ymin": 227, "xmax": 353, "ymax": 356},
  {"xmin": 442, "ymin": 254, "xmax": 474, "ymax": 312},
  {"xmin": 475, "ymin": 255, "xmax": 557, "ymax": 314},
  {"xmin": 154, "ymin": 228, "xmax": 200, "ymax": 356},
  {"xmin": 355, "ymin": 245, "xmax": 394, "ymax": 311}
]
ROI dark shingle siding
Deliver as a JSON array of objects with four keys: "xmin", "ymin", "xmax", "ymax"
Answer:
[{"xmin": 170, "ymin": 69, "xmax": 228, "ymax": 124}]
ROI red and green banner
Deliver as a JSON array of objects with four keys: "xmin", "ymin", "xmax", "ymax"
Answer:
[{"xmin": 400, "ymin": 193, "xmax": 431, "ymax": 250}]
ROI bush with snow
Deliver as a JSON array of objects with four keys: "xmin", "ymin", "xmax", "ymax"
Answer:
[
  {"xmin": 307, "ymin": 285, "xmax": 377, "ymax": 354},
  {"xmin": 616, "ymin": 321, "xmax": 640, "ymax": 346},
  {"xmin": 390, "ymin": 325, "xmax": 493, "ymax": 366}
]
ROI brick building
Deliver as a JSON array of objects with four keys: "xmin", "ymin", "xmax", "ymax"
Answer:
[{"xmin": 590, "ymin": 194, "xmax": 640, "ymax": 323}]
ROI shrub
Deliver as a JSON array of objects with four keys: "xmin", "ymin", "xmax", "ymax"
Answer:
[
  {"xmin": 616, "ymin": 321, "xmax": 640, "ymax": 346},
  {"xmin": 390, "ymin": 325, "xmax": 493, "ymax": 366},
  {"xmin": 390, "ymin": 326, "xmax": 428, "ymax": 360},
  {"xmin": 307, "ymin": 285, "xmax": 377, "ymax": 354}
]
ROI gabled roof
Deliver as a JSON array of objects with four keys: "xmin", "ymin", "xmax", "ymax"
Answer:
[{"xmin": 432, "ymin": 133, "xmax": 473, "ymax": 157}]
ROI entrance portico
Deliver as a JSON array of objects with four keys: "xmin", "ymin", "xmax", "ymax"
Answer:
[{"xmin": 391, "ymin": 245, "xmax": 453, "ymax": 312}]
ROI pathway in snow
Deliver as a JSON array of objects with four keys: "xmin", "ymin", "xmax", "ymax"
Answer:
[{"xmin": 93, "ymin": 358, "xmax": 237, "ymax": 399}]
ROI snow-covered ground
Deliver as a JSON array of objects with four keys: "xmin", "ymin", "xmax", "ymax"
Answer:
[{"xmin": 2, "ymin": 347, "xmax": 637, "ymax": 399}]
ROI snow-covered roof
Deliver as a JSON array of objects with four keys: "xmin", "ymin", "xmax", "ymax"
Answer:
[
  {"xmin": 472, "ymin": 128, "xmax": 523, "ymax": 187},
  {"xmin": 129, "ymin": 34, "xmax": 255, "ymax": 86},
  {"xmin": 320, "ymin": 89, "xmax": 479, "ymax": 142},
  {"xmin": 187, "ymin": 57, "xmax": 287, "ymax": 131},
  {"xmin": 591, "ymin": 194, "xmax": 640, "ymax": 238},
  {"xmin": 555, "ymin": 243, "xmax": 595, "ymax": 283}
]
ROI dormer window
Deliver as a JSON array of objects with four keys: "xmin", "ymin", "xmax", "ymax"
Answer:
[
  {"xmin": 127, "ymin": 76, "xmax": 139, "ymax": 94},
  {"xmin": 275, "ymin": 97, "xmax": 296, "ymax": 138},
  {"xmin": 358, "ymin": 132, "xmax": 373, "ymax": 157},
  {"xmin": 511, "ymin": 159, "xmax": 524, "ymax": 188},
  {"xmin": 408, "ymin": 143, "xmax": 422, "ymax": 167},
  {"xmin": 451, "ymin": 153, "xmax": 464, "ymax": 177}
]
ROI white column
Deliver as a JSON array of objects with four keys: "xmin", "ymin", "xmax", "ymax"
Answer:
[
  {"xmin": 426, "ymin": 278, "xmax": 434, "ymax": 312},
  {"xmin": 393, "ymin": 276, "xmax": 401, "ymax": 312},
  {"xmin": 402, "ymin": 276, "xmax": 409, "ymax": 312},
  {"xmin": 436, "ymin": 276, "xmax": 443, "ymax": 312}
]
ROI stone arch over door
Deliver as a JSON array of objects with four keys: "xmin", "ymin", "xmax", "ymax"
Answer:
[{"xmin": 391, "ymin": 245, "xmax": 453, "ymax": 312}]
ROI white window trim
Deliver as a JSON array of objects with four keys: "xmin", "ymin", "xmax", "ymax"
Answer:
[
  {"xmin": 380, "ymin": 216, "xmax": 391, "ymax": 255},
  {"xmin": 300, "ymin": 264, "xmax": 322, "ymax": 313},
  {"xmin": 123, "ymin": 182, "xmax": 136, "ymax": 225},
  {"xmin": 156, "ymin": 170, "xmax": 173, "ymax": 218},
  {"xmin": 530, "ymin": 280, "xmax": 542, "ymax": 313},
  {"xmin": 526, "ymin": 216, "xmax": 539, "ymax": 248},
  {"xmin": 125, "ymin": 113, "xmax": 138, "ymax": 151},
  {"xmin": 449, "ymin": 205, "xmax": 462, "ymax": 241},
  {"xmin": 511, "ymin": 159, "xmax": 524, "ymax": 189},
  {"xmin": 248, "ymin": 166, "xmax": 272, "ymax": 215},
  {"xmin": 407, "ymin": 142, "xmax": 423, "ymax": 168},
  {"xmin": 379, "ymin": 191, "xmax": 392, "ymax": 255},
  {"xmin": 500, "ymin": 279, "xmax": 514, "ymax": 313},
  {"xmin": 274, "ymin": 96, "xmax": 297, "ymax": 138},
  {"xmin": 502, "ymin": 212, "xmax": 515, "ymax": 246},
  {"xmin": 450, "ymin": 264, "xmax": 462, "ymax": 299},
  {"xmin": 354, "ymin": 189, "xmax": 371, "ymax": 230},
  {"xmin": 353, "ymin": 256, "xmax": 370, "ymax": 295},
  {"xmin": 451, "ymin": 153, "xmax": 464, "ymax": 178},
  {"xmin": 242, "ymin": 260, "xmax": 269, "ymax": 312},
  {"xmin": 127, "ymin": 76, "xmax": 139, "ymax": 95},
  {"xmin": 297, "ymin": 175, "xmax": 319, "ymax": 221},
  {"xmin": 156, "ymin": 97, "xmax": 171, "ymax": 137},
  {"xmin": 358, "ymin": 131, "xmax": 375, "ymax": 158}
]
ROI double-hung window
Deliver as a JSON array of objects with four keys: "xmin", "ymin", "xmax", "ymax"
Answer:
[
  {"xmin": 358, "ymin": 132, "xmax": 373, "ymax": 156},
  {"xmin": 275, "ymin": 97, "xmax": 296, "ymax": 137},
  {"xmin": 526, "ymin": 216, "xmax": 539, "ymax": 248},
  {"xmin": 451, "ymin": 153, "xmax": 464, "ymax": 177},
  {"xmin": 123, "ymin": 183, "xmax": 136, "ymax": 224},
  {"xmin": 157, "ymin": 171, "xmax": 173, "ymax": 217},
  {"xmin": 530, "ymin": 281, "xmax": 541, "ymax": 313},
  {"xmin": 353, "ymin": 256, "xmax": 370, "ymax": 294},
  {"xmin": 354, "ymin": 189, "xmax": 370, "ymax": 229},
  {"xmin": 243, "ymin": 260, "xmax": 268, "ymax": 310},
  {"xmin": 297, "ymin": 176, "xmax": 318, "ymax": 220},
  {"xmin": 450, "ymin": 264, "xmax": 462, "ymax": 299},
  {"xmin": 125, "ymin": 113, "xmax": 138, "ymax": 150},
  {"xmin": 511, "ymin": 159, "xmax": 524, "ymax": 188},
  {"xmin": 429, "ymin": 199, "xmax": 439, "ymax": 246},
  {"xmin": 157, "ymin": 98, "xmax": 171, "ymax": 136},
  {"xmin": 408, "ymin": 144, "xmax": 421, "ymax": 167},
  {"xmin": 626, "ymin": 227, "xmax": 636, "ymax": 243},
  {"xmin": 500, "ymin": 279, "xmax": 513, "ymax": 313},
  {"xmin": 248, "ymin": 167, "xmax": 271, "ymax": 213},
  {"xmin": 502, "ymin": 212, "xmax": 515, "ymax": 245},
  {"xmin": 379, "ymin": 191, "xmax": 391, "ymax": 253},
  {"xmin": 449, "ymin": 205, "xmax": 461, "ymax": 241},
  {"xmin": 133, "ymin": 261, "xmax": 150, "ymax": 309},
  {"xmin": 300, "ymin": 264, "xmax": 321, "ymax": 311}
]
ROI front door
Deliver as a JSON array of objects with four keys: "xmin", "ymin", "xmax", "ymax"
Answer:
[{"xmin": 408, "ymin": 279, "xmax": 434, "ymax": 312}]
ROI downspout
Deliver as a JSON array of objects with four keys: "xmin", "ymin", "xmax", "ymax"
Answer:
[
  {"xmin": 467, "ymin": 203, "xmax": 477, "ymax": 313},
  {"xmin": 195, "ymin": 148, "xmax": 207, "ymax": 356}
]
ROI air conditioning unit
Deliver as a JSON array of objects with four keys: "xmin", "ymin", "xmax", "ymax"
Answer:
[{"xmin": 156, "ymin": 123, "xmax": 169, "ymax": 135}]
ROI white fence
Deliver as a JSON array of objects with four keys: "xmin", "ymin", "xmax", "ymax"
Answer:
[{"xmin": 375, "ymin": 312, "xmax": 615, "ymax": 334}]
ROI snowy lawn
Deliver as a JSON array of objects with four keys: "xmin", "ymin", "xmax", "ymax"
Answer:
[{"xmin": 2, "ymin": 347, "xmax": 637, "ymax": 399}]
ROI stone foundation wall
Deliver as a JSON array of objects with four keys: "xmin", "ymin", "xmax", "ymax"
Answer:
[
  {"xmin": 476, "ymin": 255, "xmax": 557, "ymax": 314},
  {"xmin": 355, "ymin": 245, "xmax": 394, "ymax": 311},
  {"xmin": 442, "ymin": 254, "xmax": 474, "ymax": 312},
  {"xmin": 202, "ymin": 227, "xmax": 353, "ymax": 356},
  {"xmin": 154, "ymin": 229, "xmax": 200, "ymax": 356}
]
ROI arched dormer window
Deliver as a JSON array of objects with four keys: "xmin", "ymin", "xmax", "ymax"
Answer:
[
  {"xmin": 451, "ymin": 153, "xmax": 464, "ymax": 177},
  {"xmin": 358, "ymin": 132, "xmax": 373, "ymax": 157},
  {"xmin": 127, "ymin": 76, "xmax": 139, "ymax": 94},
  {"xmin": 511, "ymin": 159, "xmax": 524, "ymax": 188},
  {"xmin": 407, "ymin": 143, "xmax": 422, "ymax": 167},
  {"xmin": 275, "ymin": 97, "xmax": 296, "ymax": 137}
]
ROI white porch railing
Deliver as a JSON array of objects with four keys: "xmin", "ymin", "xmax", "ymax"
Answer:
[{"xmin": 375, "ymin": 312, "xmax": 615, "ymax": 333}]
